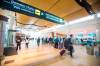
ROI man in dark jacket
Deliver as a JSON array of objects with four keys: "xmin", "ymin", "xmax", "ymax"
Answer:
[
  {"xmin": 37, "ymin": 37, "xmax": 40, "ymax": 47},
  {"xmin": 16, "ymin": 36, "xmax": 22, "ymax": 51},
  {"xmin": 64, "ymin": 35, "xmax": 74, "ymax": 57}
]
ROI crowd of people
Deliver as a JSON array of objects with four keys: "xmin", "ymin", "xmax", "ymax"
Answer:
[
  {"xmin": 15, "ymin": 33, "xmax": 100, "ymax": 57},
  {"xmin": 15, "ymin": 34, "xmax": 75, "ymax": 57}
]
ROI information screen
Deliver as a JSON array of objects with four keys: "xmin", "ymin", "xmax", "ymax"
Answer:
[{"xmin": 0, "ymin": 0, "xmax": 64, "ymax": 24}]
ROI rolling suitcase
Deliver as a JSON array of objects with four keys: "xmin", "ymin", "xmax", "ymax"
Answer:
[{"xmin": 60, "ymin": 49, "xmax": 65, "ymax": 56}]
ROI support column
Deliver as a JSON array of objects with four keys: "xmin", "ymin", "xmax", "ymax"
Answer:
[
  {"xmin": 96, "ymin": 29, "xmax": 100, "ymax": 42},
  {"xmin": 0, "ymin": 14, "xmax": 8, "ymax": 66},
  {"xmin": 95, "ymin": 15, "xmax": 100, "ymax": 42},
  {"xmin": 3, "ymin": 10, "xmax": 16, "ymax": 47},
  {"xmin": 95, "ymin": 15, "xmax": 100, "ymax": 55},
  {"xmin": 0, "ymin": 20, "xmax": 4, "ymax": 66}
]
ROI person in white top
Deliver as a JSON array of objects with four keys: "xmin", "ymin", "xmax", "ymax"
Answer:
[{"xmin": 25, "ymin": 38, "xmax": 29, "ymax": 48}]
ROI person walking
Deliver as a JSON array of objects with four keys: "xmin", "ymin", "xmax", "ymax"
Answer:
[
  {"xmin": 67, "ymin": 34, "xmax": 74, "ymax": 57},
  {"xmin": 64, "ymin": 35, "xmax": 74, "ymax": 57},
  {"xmin": 54, "ymin": 37, "xmax": 60, "ymax": 49},
  {"xmin": 48, "ymin": 37, "xmax": 53, "ymax": 46},
  {"xmin": 25, "ymin": 38, "xmax": 29, "ymax": 48},
  {"xmin": 37, "ymin": 37, "xmax": 40, "ymax": 47},
  {"xmin": 16, "ymin": 36, "xmax": 22, "ymax": 51},
  {"xmin": 59, "ymin": 37, "xmax": 64, "ymax": 49}
]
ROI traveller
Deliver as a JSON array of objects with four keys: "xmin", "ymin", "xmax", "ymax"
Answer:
[
  {"xmin": 80, "ymin": 38, "xmax": 84, "ymax": 45},
  {"xmin": 25, "ymin": 37, "xmax": 29, "ymax": 48},
  {"xmin": 37, "ymin": 37, "xmax": 40, "ymax": 47},
  {"xmin": 54, "ymin": 37, "xmax": 60, "ymax": 49},
  {"xmin": 48, "ymin": 37, "xmax": 53, "ymax": 45},
  {"xmin": 59, "ymin": 37, "xmax": 64, "ymax": 49},
  {"xmin": 16, "ymin": 36, "xmax": 22, "ymax": 51},
  {"xmin": 64, "ymin": 36, "xmax": 68, "ymax": 49},
  {"xmin": 64, "ymin": 34, "xmax": 74, "ymax": 57},
  {"xmin": 42, "ymin": 37, "xmax": 44, "ymax": 44},
  {"xmin": 68, "ymin": 34, "xmax": 74, "ymax": 57}
]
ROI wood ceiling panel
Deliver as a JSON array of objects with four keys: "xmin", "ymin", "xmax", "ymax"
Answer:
[
  {"xmin": 17, "ymin": 13, "xmax": 32, "ymax": 24},
  {"xmin": 64, "ymin": 9, "xmax": 88, "ymax": 21},
  {"xmin": 16, "ymin": 0, "xmax": 59, "ymax": 27},
  {"xmin": 16, "ymin": 0, "xmax": 95, "ymax": 28},
  {"xmin": 92, "ymin": 0, "xmax": 100, "ymax": 13},
  {"xmin": 88, "ymin": 0, "xmax": 95, "ymax": 4},
  {"xmin": 35, "ymin": 19, "xmax": 57, "ymax": 27},
  {"xmin": 49, "ymin": 0, "xmax": 94, "ymax": 18},
  {"xmin": 68, "ymin": 0, "xmax": 96, "ymax": 21},
  {"xmin": 48, "ymin": 0, "xmax": 81, "ymax": 17},
  {"xmin": 21, "ymin": 0, "xmax": 58, "ymax": 11},
  {"xmin": 16, "ymin": 13, "xmax": 38, "ymax": 24}
]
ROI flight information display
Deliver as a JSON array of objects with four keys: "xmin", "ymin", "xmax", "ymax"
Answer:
[{"xmin": 0, "ymin": 0, "xmax": 64, "ymax": 24}]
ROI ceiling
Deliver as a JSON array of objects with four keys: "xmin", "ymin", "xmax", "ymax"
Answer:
[{"xmin": 16, "ymin": 0, "xmax": 100, "ymax": 29}]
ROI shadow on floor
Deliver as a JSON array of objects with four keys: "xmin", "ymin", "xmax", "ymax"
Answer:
[{"xmin": 24, "ymin": 55, "xmax": 65, "ymax": 66}]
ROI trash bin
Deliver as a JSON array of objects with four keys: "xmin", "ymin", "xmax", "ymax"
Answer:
[
  {"xmin": 3, "ymin": 47, "xmax": 18, "ymax": 56},
  {"xmin": 95, "ymin": 51, "xmax": 100, "ymax": 57},
  {"xmin": 86, "ymin": 45, "xmax": 94, "ymax": 55},
  {"xmin": 94, "ymin": 42, "xmax": 100, "ymax": 57}
]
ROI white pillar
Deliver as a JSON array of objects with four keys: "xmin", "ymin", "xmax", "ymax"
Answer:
[
  {"xmin": 0, "ymin": 15, "xmax": 8, "ymax": 66},
  {"xmin": 3, "ymin": 10, "xmax": 16, "ymax": 47},
  {"xmin": 95, "ymin": 15, "xmax": 100, "ymax": 42},
  {"xmin": 96, "ymin": 29, "xmax": 100, "ymax": 41},
  {"xmin": 0, "ymin": 20, "xmax": 4, "ymax": 59}
]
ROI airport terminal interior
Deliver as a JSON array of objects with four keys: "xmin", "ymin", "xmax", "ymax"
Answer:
[{"xmin": 0, "ymin": 0, "xmax": 100, "ymax": 66}]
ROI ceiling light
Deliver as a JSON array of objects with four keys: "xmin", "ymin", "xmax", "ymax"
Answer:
[
  {"xmin": 68, "ymin": 15, "xmax": 94, "ymax": 25},
  {"xmin": 97, "ymin": 13, "xmax": 100, "ymax": 18}
]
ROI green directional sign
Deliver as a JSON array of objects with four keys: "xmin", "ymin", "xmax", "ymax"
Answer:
[{"xmin": 0, "ymin": 0, "xmax": 64, "ymax": 24}]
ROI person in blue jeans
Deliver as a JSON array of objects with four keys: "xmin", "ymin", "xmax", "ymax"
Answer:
[{"xmin": 54, "ymin": 37, "xmax": 60, "ymax": 49}]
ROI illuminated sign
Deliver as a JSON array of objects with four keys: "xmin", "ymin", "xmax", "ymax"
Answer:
[
  {"xmin": 0, "ymin": 0, "xmax": 64, "ymax": 24},
  {"xmin": 46, "ymin": 13, "xmax": 64, "ymax": 23},
  {"xmin": 12, "ymin": 1, "xmax": 34, "ymax": 14},
  {"xmin": 88, "ymin": 33, "xmax": 96, "ymax": 37},
  {"xmin": 35, "ymin": 9, "xmax": 41, "ymax": 16},
  {"xmin": 78, "ymin": 33, "xmax": 83, "ymax": 37}
]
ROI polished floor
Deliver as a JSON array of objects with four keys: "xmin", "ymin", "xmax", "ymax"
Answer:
[{"xmin": 3, "ymin": 45, "xmax": 100, "ymax": 66}]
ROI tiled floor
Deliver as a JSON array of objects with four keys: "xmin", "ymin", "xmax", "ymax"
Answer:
[{"xmin": 3, "ymin": 45, "xmax": 100, "ymax": 66}]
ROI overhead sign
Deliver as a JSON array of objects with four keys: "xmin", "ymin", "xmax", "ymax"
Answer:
[
  {"xmin": 0, "ymin": 0, "xmax": 64, "ymax": 24},
  {"xmin": 88, "ymin": 33, "xmax": 96, "ymax": 37},
  {"xmin": 8, "ymin": 29, "xmax": 19, "ymax": 32},
  {"xmin": 35, "ymin": 9, "xmax": 41, "ymax": 16}
]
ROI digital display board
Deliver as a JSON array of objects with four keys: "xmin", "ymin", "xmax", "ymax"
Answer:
[
  {"xmin": 77, "ymin": 33, "xmax": 83, "ymax": 37},
  {"xmin": 0, "ymin": 0, "xmax": 64, "ymax": 24},
  {"xmin": 88, "ymin": 33, "xmax": 96, "ymax": 37}
]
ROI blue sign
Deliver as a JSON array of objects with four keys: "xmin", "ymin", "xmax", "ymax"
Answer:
[
  {"xmin": 0, "ymin": 0, "xmax": 64, "ymax": 24},
  {"xmin": 88, "ymin": 33, "xmax": 96, "ymax": 37}
]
